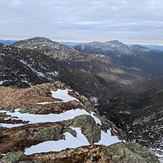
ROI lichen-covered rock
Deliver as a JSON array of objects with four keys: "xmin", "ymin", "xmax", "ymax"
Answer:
[
  {"xmin": 106, "ymin": 142, "xmax": 159, "ymax": 163},
  {"xmin": 28, "ymin": 126, "xmax": 64, "ymax": 141},
  {"xmin": 0, "ymin": 151, "xmax": 23, "ymax": 163},
  {"xmin": 63, "ymin": 115, "xmax": 101, "ymax": 144},
  {"xmin": 19, "ymin": 161, "xmax": 42, "ymax": 163},
  {"xmin": 2, "ymin": 143, "xmax": 157, "ymax": 163},
  {"xmin": 0, "ymin": 125, "xmax": 3, "ymax": 136},
  {"xmin": 53, "ymin": 81, "xmax": 68, "ymax": 89},
  {"xmin": 62, "ymin": 127, "xmax": 77, "ymax": 137}
]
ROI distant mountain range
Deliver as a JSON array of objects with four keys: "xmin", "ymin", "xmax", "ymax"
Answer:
[
  {"xmin": 60, "ymin": 41, "xmax": 85, "ymax": 46},
  {"xmin": 0, "ymin": 39, "xmax": 163, "ymax": 51},
  {"xmin": 0, "ymin": 39, "xmax": 16, "ymax": 45},
  {"xmin": 127, "ymin": 44, "xmax": 163, "ymax": 51}
]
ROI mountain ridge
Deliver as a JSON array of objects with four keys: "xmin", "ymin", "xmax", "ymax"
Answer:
[{"xmin": 12, "ymin": 37, "xmax": 145, "ymax": 86}]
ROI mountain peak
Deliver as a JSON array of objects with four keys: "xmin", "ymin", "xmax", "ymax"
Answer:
[
  {"xmin": 12, "ymin": 37, "xmax": 56, "ymax": 47},
  {"xmin": 74, "ymin": 40, "xmax": 134, "ymax": 56},
  {"xmin": 130, "ymin": 44, "xmax": 151, "ymax": 52},
  {"xmin": 105, "ymin": 40, "xmax": 123, "ymax": 44},
  {"xmin": 25, "ymin": 37, "xmax": 53, "ymax": 42},
  {"xmin": 12, "ymin": 37, "xmax": 94, "ymax": 61}
]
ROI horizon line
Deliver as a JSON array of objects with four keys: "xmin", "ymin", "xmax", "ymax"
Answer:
[{"xmin": 0, "ymin": 37, "xmax": 163, "ymax": 46}]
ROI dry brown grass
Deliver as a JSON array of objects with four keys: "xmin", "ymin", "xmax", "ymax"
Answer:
[
  {"xmin": 0, "ymin": 83, "xmax": 83, "ymax": 114},
  {"xmin": 21, "ymin": 145, "xmax": 114, "ymax": 163}
]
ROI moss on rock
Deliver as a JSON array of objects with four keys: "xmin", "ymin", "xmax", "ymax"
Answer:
[
  {"xmin": 106, "ymin": 142, "xmax": 159, "ymax": 163},
  {"xmin": 63, "ymin": 114, "xmax": 101, "ymax": 144},
  {"xmin": 28, "ymin": 127, "xmax": 64, "ymax": 141},
  {"xmin": 0, "ymin": 125, "xmax": 3, "ymax": 137},
  {"xmin": 0, "ymin": 151, "xmax": 23, "ymax": 163}
]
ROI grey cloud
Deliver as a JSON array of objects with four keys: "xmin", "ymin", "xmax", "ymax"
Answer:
[{"xmin": 0, "ymin": 0, "xmax": 163, "ymax": 44}]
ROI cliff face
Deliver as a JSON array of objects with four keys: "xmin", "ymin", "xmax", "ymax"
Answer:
[{"xmin": 0, "ymin": 81, "xmax": 159, "ymax": 162}]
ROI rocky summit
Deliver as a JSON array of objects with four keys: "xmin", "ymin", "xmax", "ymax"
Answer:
[
  {"xmin": 74, "ymin": 40, "xmax": 134, "ymax": 56},
  {"xmin": 0, "ymin": 81, "xmax": 159, "ymax": 163},
  {"xmin": 12, "ymin": 37, "xmax": 90, "ymax": 61}
]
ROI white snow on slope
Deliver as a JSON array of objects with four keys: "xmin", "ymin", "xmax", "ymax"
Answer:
[
  {"xmin": 96, "ymin": 130, "xmax": 120, "ymax": 146},
  {"xmin": 90, "ymin": 112, "xmax": 101, "ymax": 125},
  {"xmin": 152, "ymin": 148, "xmax": 163, "ymax": 163},
  {"xmin": 1, "ymin": 108, "xmax": 120, "ymax": 155},
  {"xmin": 24, "ymin": 126, "xmax": 120, "ymax": 155},
  {"xmin": 0, "ymin": 87, "xmax": 121, "ymax": 155},
  {"xmin": 25, "ymin": 127, "xmax": 90, "ymax": 155},
  {"xmin": 0, "ymin": 123, "xmax": 24, "ymax": 128},
  {"xmin": 37, "ymin": 102, "xmax": 55, "ymax": 105},
  {"xmin": 0, "ymin": 109, "xmax": 94, "ymax": 127},
  {"xmin": 51, "ymin": 89, "xmax": 79, "ymax": 102},
  {"xmin": 0, "ymin": 80, "xmax": 8, "ymax": 85}
]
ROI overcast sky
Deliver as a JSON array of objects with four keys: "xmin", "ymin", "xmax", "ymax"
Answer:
[{"xmin": 0, "ymin": 0, "xmax": 163, "ymax": 44}]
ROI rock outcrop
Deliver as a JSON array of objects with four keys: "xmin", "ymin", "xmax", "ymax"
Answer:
[
  {"xmin": 0, "ymin": 81, "xmax": 159, "ymax": 162},
  {"xmin": 0, "ymin": 143, "xmax": 159, "ymax": 163}
]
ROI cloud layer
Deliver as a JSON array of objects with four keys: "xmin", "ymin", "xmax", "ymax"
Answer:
[{"xmin": 0, "ymin": 0, "xmax": 163, "ymax": 44}]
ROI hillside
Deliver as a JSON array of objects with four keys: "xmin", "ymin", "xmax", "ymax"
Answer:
[
  {"xmin": 0, "ymin": 43, "xmax": 109, "ymax": 100},
  {"xmin": 98, "ymin": 76, "xmax": 163, "ymax": 158},
  {"xmin": 0, "ymin": 82, "xmax": 159, "ymax": 162}
]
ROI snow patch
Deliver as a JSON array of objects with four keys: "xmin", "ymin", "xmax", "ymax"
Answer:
[
  {"xmin": 128, "ymin": 67, "xmax": 141, "ymax": 71},
  {"xmin": 21, "ymin": 79, "xmax": 32, "ymax": 86},
  {"xmin": 0, "ymin": 53, "xmax": 5, "ymax": 56},
  {"xmin": 0, "ymin": 123, "xmax": 24, "ymax": 128},
  {"xmin": 24, "ymin": 127, "xmax": 89, "ymax": 155},
  {"xmin": 24, "ymin": 126, "xmax": 120, "ymax": 155},
  {"xmin": 51, "ymin": 89, "xmax": 79, "ymax": 102},
  {"xmin": 90, "ymin": 112, "xmax": 101, "ymax": 125},
  {"xmin": 0, "ymin": 109, "xmax": 89, "ymax": 126},
  {"xmin": 152, "ymin": 148, "xmax": 163, "ymax": 162},
  {"xmin": 96, "ymin": 130, "xmax": 120, "ymax": 146},
  {"xmin": 90, "ymin": 96, "xmax": 99, "ymax": 106},
  {"xmin": 0, "ymin": 109, "xmax": 101, "ymax": 128},
  {"xmin": 0, "ymin": 80, "xmax": 8, "ymax": 85},
  {"xmin": 36, "ymin": 102, "xmax": 55, "ymax": 105}
]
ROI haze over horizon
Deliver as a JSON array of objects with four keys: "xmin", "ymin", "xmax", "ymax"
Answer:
[{"xmin": 0, "ymin": 0, "xmax": 163, "ymax": 45}]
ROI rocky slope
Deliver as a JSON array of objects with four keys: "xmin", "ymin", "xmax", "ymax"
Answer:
[
  {"xmin": 0, "ymin": 82, "xmax": 159, "ymax": 162},
  {"xmin": 98, "ymin": 76, "xmax": 163, "ymax": 161},
  {"xmin": 0, "ymin": 43, "xmax": 109, "ymax": 100},
  {"xmin": 0, "ymin": 143, "xmax": 159, "ymax": 163},
  {"xmin": 0, "ymin": 43, "xmax": 67, "ymax": 87}
]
